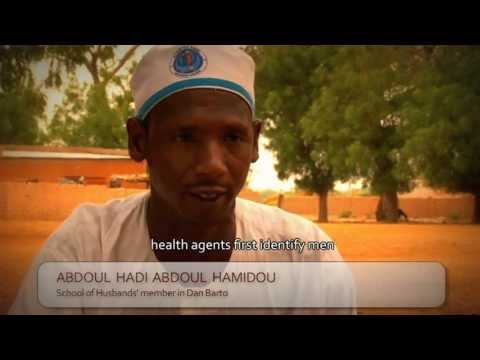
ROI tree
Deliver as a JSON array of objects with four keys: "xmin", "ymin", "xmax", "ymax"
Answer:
[
  {"xmin": 247, "ymin": 45, "xmax": 337, "ymax": 222},
  {"xmin": 301, "ymin": 46, "xmax": 421, "ymax": 222},
  {"xmin": 0, "ymin": 78, "xmax": 47, "ymax": 145},
  {"xmin": 0, "ymin": 45, "xmax": 103, "ymax": 145},
  {"xmin": 249, "ymin": 45, "xmax": 421, "ymax": 222},
  {"xmin": 0, "ymin": 46, "xmax": 46, "ymax": 90},
  {"xmin": 46, "ymin": 45, "xmax": 139, "ymax": 148},
  {"xmin": 401, "ymin": 46, "xmax": 480, "ymax": 223},
  {"xmin": 0, "ymin": 46, "xmax": 47, "ymax": 144}
]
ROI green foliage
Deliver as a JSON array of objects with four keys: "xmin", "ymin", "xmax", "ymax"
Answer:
[
  {"xmin": 0, "ymin": 45, "xmax": 126, "ymax": 146},
  {"xmin": 0, "ymin": 78, "xmax": 46, "ymax": 145},
  {"xmin": 45, "ymin": 46, "xmax": 138, "ymax": 148},
  {"xmin": 302, "ymin": 46, "xmax": 419, "ymax": 196},
  {"xmin": 48, "ymin": 74, "xmax": 134, "ymax": 148},
  {"xmin": 249, "ymin": 45, "xmax": 420, "ymax": 198},
  {"xmin": 247, "ymin": 45, "xmax": 336, "ymax": 194},
  {"xmin": 401, "ymin": 46, "xmax": 480, "ymax": 196},
  {"xmin": 0, "ymin": 46, "xmax": 48, "ymax": 144},
  {"xmin": 0, "ymin": 46, "xmax": 46, "ymax": 92},
  {"xmin": 0, "ymin": 45, "xmax": 139, "ymax": 148}
]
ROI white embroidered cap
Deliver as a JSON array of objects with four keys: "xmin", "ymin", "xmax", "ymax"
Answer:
[{"xmin": 130, "ymin": 45, "xmax": 255, "ymax": 121}]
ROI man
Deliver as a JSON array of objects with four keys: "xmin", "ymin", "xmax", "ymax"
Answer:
[{"xmin": 10, "ymin": 45, "xmax": 356, "ymax": 314}]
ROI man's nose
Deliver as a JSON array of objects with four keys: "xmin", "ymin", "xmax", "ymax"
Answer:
[{"xmin": 193, "ymin": 140, "xmax": 228, "ymax": 178}]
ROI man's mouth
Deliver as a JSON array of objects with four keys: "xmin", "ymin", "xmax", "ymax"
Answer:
[{"xmin": 187, "ymin": 186, "xmax": 228, "ymax": 202}]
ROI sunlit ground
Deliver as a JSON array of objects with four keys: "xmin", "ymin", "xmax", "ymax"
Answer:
[{"xmin": 1, "ymin": 220, "xmax": 479, "ymax": 315}]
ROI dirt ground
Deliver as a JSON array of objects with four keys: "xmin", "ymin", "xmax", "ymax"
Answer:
[
  {"xmin": 320, "ymin": 222, "xmax": 480, "ymax": 315},
  {"xmin": 1, "ymin": 219, "xmax": 479, "ymax": 315}
]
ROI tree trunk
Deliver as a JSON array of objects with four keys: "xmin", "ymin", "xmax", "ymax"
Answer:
[
  {"xmin": 376, "ymin": 191, "xmax": 400, "ymax": 223},
  {"xmin": 375, "ymin": 195, "xmax": 384, "ymax": 222},
  {"xmin": 383, "ymin": 191, "xmax": 399, "ymax": 223},
  {"xmin": 277, "ymin": 193, "xmax": 284, "ymax": 209},
  {"xmin": 317, "ymin": 190, "xmax": 328, "ymax": 223},
  {"xmin": 473, "ymin": 193, "xmax": 480, "ymax": 224}
]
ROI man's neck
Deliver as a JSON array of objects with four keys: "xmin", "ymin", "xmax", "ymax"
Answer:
[{"xmin": 146, "ymin": 193, "xmax": 236, "ymax": 262}]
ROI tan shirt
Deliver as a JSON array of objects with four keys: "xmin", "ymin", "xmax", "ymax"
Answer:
[{"xmin": 9, "ymin": 192, "xmax": 356, "ymax": 315}]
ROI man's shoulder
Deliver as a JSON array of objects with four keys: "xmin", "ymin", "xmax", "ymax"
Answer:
[
  {"xmin": 41, "ymin": 192, "xmax": 149, "ymax": 259},
  {"xmin": 69, "ymin": 191, "xmax": 148, "ymax": 226}
]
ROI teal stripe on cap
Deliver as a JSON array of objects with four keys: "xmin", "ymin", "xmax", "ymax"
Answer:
[{"xmin": 137, "ymin": 77, "xmax": 255, "ymax": 121}]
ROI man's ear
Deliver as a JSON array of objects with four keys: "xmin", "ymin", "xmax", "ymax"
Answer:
[
  {"xmin": 126, "ymin": 117, "xmax": 148, "ymax": 162},
  {"xmin": 251, "ymin": 121, "xmax": 262, "ymax": 163}
]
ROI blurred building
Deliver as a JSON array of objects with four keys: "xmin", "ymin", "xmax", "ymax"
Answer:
[{"xmin": 0, "ymin": 144, "xmax": 147, "ymax": 187}]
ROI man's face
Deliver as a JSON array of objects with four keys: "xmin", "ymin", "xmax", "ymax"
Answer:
[{"xmin": 140, "ymin": 88, "xmax": 260, "ymax": 225}]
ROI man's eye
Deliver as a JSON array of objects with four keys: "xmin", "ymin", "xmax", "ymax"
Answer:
[
  {"xmin": 224, "ymin": 133, "xmax": 243, "ymax": 143},
  {"xmin": 175, "ymin": 132, "xmax": 195, "ymax": 142}
]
